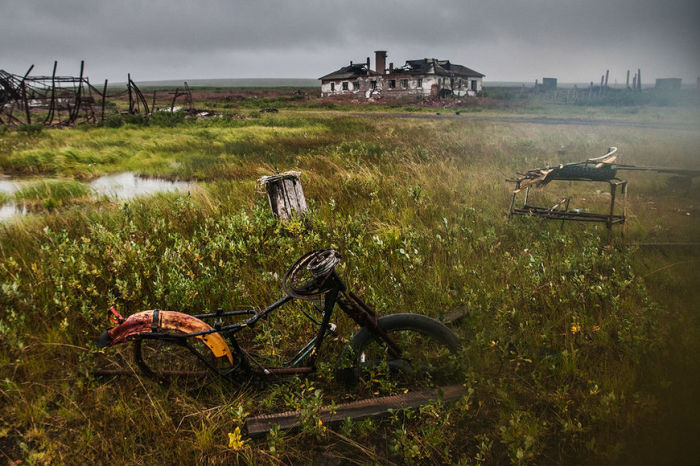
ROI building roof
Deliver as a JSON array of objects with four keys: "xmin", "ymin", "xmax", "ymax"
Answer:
[
  {"xmin": 319, "ymin": 57, "xmax": 484, "ymax": 81},
  {"xmin": 403, "ymin": 59, "xmax": 485, "ymax": 78},
  {"xmin": 318, "ymin": 63, "xmax": 378, "ymax": 81}
]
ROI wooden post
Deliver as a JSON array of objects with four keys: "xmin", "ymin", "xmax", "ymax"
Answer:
[
  {"xmin": 626, "ymin": 70, "xmax": 630, "ymax": 89},
  {"xmin": 607, "ymin": 181, "xmax": 617, "ymax": 244},
  {"xmin": 604, "ymin": 69, "xmax": 609, "ymax": 90},
  {"xmin": 599, "ymin": 75, "xmax": 604, "ymax": 95},
  {"xmin": 170, "ymin": 88, "xmax": 179, "ymax": 112},
  {"xmin": 69, "ymin": 60, "xmax": 85, "ymax": 124},
  {"xmin": 152, "ymin": 90, "xmax": 157, "ymax": 112},
  {"xmin": 101, "ymin": 79, "xmax": 108, "ymax": 122},
  {"xmin": 45, "ymin": 60, "xmax": 57, "ymax": 125},
  {"xmin": 127, "ymin": 73, "xmax": 133, "ymax": 113},
  {"xmin": 21, "ymin": 82, "xmax": 31, "ymax": 125},
  {"xmin": 20, "ymin": 64, "xmax": 34, "ymax": 125},
  {"xmin": 259, "ymin": 171, "xmax": 307, "ymax": 221}
]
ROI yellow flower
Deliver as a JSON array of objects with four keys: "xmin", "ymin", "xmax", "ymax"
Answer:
[
  {"xmin": 227, "ymin": 426, "xmax": 245, "ymax": 450},
  {"xmin": 570, "ymin": 323, "xmax": 582, "ymax": 334}
]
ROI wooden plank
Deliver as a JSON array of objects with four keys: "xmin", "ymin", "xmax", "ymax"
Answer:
[{"xmin": 245, "ymin": 385, "xmax": 465, "ymax": 436}]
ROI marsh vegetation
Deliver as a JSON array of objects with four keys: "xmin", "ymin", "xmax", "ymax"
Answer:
[{"xmin": 0, "ymin": 96, "xmax": 698, "ymax": 463}]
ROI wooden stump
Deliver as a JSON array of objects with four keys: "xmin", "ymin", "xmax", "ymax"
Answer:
[{"xmin": 259, "ymin": 171, "xmax": 307, "ymax": 221}]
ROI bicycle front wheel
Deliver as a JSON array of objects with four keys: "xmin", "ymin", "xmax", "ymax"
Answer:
[{"xmin": 345, "ymin": 313, "xmax": 462, "ymax": 390}]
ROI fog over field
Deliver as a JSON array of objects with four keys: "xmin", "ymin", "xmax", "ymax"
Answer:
[{"xmin": 1, "ymin": 0, "xmax": 699, "ymax": 84}]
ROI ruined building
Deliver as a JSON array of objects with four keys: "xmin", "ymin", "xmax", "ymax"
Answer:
[{"xmin": 319, "ymin": 50, "xmax": 484, "ymax": 99}]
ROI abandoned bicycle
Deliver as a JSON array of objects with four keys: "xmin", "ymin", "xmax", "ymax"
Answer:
[{"xmin": 97, "ymin": 249, "xmax": 461, "ymax": 387}]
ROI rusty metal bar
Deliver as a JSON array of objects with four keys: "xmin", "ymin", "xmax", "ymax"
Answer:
[
  {"xmin": 245, "ymin": 385, "xmax": 465, "ymax": 435},
  {"xmin": 263, "ymin": 367, "xmax": 314, "ymax": 375},
  {"xmin": 94, "ymin": 368, "xmax": 208, "ymax": 377}
]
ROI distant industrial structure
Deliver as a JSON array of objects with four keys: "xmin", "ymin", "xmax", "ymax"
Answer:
[
  {"xmin": 655, "ymin": 78, "xmax": 682, "ymax": 90},
  {"xmin": 319, "ymin": 50, "xmax": 484, "ymax": 99},
  {"xmin": 541, "ymin": 78, "xmax": 557, "ymax": 90}
]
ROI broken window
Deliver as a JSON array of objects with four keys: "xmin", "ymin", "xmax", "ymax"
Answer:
[
  {"xmin": 342, "ymin": 82, "xmax": 349, "ymax": 90},
  {"xmin": 401, "ymin": 79, "xmax": 408, "ymax": 88},
  {"xmin": 471, "ymin": 80, "xmax": 477, "ymax": 91},
  {"xmin": 389, "ymin": 80, "xmax": 396, "ymax": 89},
  {"xmin": 371, "ymin": 80, "xmax": 377, "ymax": 90},
  {"xmin": 353, "ymin": 81, "xmax": 359, "ymax": 91},
  {"xmin": 330, "ymin": 82, "xmax": 335, "ymax": 92},
  {"xmin": 417, "ymin": 78, "xmax": 423, "ymax": 88}
]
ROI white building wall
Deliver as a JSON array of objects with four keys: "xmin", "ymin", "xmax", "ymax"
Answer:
[{"xmin": 321, "ymin": 75, "xmax": 482, "ymax": 98}]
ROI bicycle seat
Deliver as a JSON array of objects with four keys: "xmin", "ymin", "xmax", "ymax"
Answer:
[{"xmin": 282, "ymin": 249, "xmax": 341, "ymax": 299}]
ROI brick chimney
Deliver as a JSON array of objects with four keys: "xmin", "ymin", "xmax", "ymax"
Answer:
[
  {"xmin": 375, "ymin": 50, "xmax": 387, "ymax": 74},
  {"xmin": 389, "ymin": 62, "xmax": 393, "ymax": 74}
]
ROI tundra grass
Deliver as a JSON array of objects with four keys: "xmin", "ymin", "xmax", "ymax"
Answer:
[{"xmin": 0, "ymin": 111, "xmax": 699, "ymax": 464}]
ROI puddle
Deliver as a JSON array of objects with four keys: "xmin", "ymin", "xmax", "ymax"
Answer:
[
  {"xmin": 0, "ymin": 178, "xmax": 23, "ymax": 196},
  {"xmin": 0, "ymin": 202, "xmax": 28, "ymax": 222},
  {"xmin": 0, "ymin": 172, "xmax": 195, "ymax": 221},
  {"xmin": 89, "ymin": 172, "xmax": 193, "ymax": 200}
]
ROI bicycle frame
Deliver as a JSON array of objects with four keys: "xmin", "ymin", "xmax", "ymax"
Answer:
[{"xmin": 99, "ymin": 271, "xmax": 402, "ymax": 380}]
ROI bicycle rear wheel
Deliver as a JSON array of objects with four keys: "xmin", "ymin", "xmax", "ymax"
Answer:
[
  {"xmin": 344, "ymin": 313, "xmax": 462, "ymax": 390},
  {"xmin": 134, "ymin": 334, "xmax": 231, "ymax": 386}
]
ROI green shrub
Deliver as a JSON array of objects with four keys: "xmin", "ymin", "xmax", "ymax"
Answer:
[
  {"xmin": 122, "ymin": 113, "xmax": 147, "ymax": 126},
  {"xmin": 103, "ymin": 114, "xmax": 124, "ymax": 128},
  {"xmin": 16, "ymin": 123, "xmax": 43, "ymax": 135},
  {"xmin": 149, "ymin": 110, "xmax": 186, "ymax": 127}
]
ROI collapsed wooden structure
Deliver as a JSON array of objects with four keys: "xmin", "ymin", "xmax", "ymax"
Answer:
[
  {"xmin": 0, "ymin": 61, "xmax": 104, "ymax": 126},
  {"xmin": 0, "ymin": 61, "xmax": 196, "ymax": 128}
]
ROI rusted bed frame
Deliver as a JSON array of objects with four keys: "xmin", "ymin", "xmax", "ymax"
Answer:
[{"xmin": 508, "ymin": 147, "xmax": 628, "ymax": 240}]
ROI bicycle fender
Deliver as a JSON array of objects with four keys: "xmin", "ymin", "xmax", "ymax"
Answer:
[{"xmin": 98, "ymin": 310, "xmax": 234, "ymax": 365}]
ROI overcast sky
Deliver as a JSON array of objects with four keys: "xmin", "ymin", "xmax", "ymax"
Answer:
[{"xmin": 2, "ymin": 0, "xmax": 699, "ymax": 84}]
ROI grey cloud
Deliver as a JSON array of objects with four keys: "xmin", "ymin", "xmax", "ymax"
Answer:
[{"xmin": 1, "ymin": 0, "xmax": 698, "ymax": 82}]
